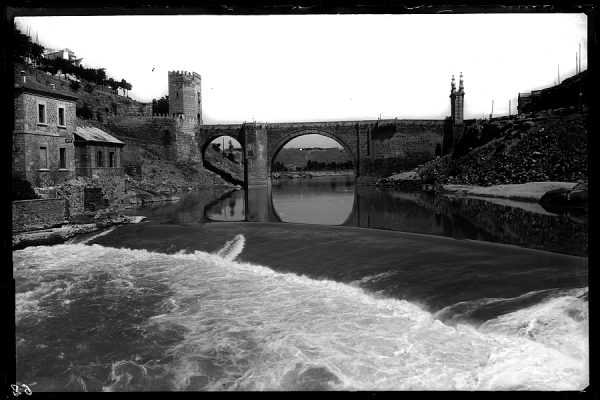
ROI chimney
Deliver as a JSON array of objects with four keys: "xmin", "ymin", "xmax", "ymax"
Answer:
[{"xmin": 20, "ymin": 71, "xmax": 26, "ymax": 83}]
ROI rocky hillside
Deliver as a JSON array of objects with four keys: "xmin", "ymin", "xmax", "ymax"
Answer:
[{"xmin": 416, "ymin": 109, "xmax": 587, "ymax": 187}]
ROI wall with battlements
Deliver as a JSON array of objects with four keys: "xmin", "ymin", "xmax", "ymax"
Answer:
[{"xmin": 106, "ymin": 115, "xmax": 202, "ymax": 165}]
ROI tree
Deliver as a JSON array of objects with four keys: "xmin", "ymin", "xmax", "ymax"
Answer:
[
  {"xmin": 12, "ymin": 176, "xmax": 40, "ymax": 201},
  {"xmin": 152, "ymin": 96, "xmax": 169, "ymax": 114},
  {"xmin": 119, "ymin": 79, "xmax": 132, "ymax": 96},
  {"xmin": 69, "ymin": 80, "xmax": 81, "ymax": 91}
]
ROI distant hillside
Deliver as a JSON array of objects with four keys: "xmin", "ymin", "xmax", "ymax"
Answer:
[
  {"xmin": 417, "ymin": 110, "xmax": 587, "ymax": 187},
  {"xmin": 275, "ymin": 148, "xmax": 353, "ymax": 170}
]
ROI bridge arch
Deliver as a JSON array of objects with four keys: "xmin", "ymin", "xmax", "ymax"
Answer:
[
  {"xmin": 268, "ymin": 128, "xmax": 358, "ymax": 177},
  {"xmin": 199, "ymin": 132, "xmax": 245, "ymax": 185}
]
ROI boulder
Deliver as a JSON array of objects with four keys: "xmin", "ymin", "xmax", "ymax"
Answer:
[{"xmin": 539, "ymin": 182, "xmax": 587, "ymax": 212}]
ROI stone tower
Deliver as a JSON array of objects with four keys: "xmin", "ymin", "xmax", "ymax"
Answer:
[
  {"xmin": 168, "ymin": 70, "xmax": 202, "ymax": 123},
  {"xmin": 450, "ymin": 72, "xmax": 464, "ymax": 126}
]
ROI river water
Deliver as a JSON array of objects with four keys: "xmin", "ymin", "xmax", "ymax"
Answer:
[{"xmin": 14, "ymin": 176, "xmax": 588, "ymax": 391}]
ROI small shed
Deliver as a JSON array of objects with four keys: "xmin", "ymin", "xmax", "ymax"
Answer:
[{"xmin": 74, "ymin": 122, "xmax": 125, "ymax": 177}]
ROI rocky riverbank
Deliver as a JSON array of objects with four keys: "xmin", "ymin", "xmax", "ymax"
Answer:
[
  {"xmin": 376, "ymin": 109, "xmax": 588, "ymax": 212},
  {"xmin": 12, "ymin": 211, "xmax": 145, "ymax": 250}
]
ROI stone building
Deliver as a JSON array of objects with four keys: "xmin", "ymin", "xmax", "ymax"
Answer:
[
  {"xmin": 43, "ymin": 48, "xmax": 83, "ymax": 67},
  {"xmin": 13, "ymin": 71, "xmax": 78, "ymax": 187},
  {"xmin": 74, "ymin": 122, "xmax": 125, "ymax": 178}
]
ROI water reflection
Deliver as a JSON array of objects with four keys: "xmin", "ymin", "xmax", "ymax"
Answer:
[
  {"xmin": 125, "ymin": 177, "xmax": 587, "ymax": 257},
  {"xmin": 271, "ymin": 176, "xmax": 355, "ymax": 225},
  {"xmin": 205, "ymin": 190, "xmax": 245, "ymax": 221}
]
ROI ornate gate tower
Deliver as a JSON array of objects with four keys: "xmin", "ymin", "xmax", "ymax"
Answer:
[{"xmin": 168, "ymin": 70, "xmax": 202, "ymax": 124}]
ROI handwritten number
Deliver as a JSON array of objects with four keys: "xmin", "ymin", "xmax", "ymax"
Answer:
[
  {"xmin": 10, "ymin": 384, "xmax": 32, "ymax": 396},
  {"xmin": 22, "ymin": 385, "xmax": 31, "ymax": 395}
]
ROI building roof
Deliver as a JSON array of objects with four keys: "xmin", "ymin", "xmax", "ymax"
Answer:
[
  {"xmin": 74, "ymin": 124, "xmax": 125, "ymax": 146},
  {"xmin": 14, "ymin": 77, "xmax": 78, "ymax": 101}
]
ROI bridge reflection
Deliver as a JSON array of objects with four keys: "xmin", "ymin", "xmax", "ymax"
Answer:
[
  {"xmin": 204, "ymin": 183, "xmax": 587, "ymax": 257},
  {"xmin": 127, "ymin": 182, "xmax": 588, "ymax": 257}
]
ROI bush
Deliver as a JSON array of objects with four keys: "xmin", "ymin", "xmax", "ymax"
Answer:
[
  {"xmin": 76, "ymin": 104, "xmax": 94, "ymax": 120},
  {"xmin": 69, "ymin": 80, "xmax": 81, "ymax": 92},
  {"xmin": 12, "ymin": 176, "xmax": 39, "ymax": 201}
]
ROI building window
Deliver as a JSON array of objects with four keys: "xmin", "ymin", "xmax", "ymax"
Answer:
[
  {"xmin": 39, "ymin": 147, "xmax": 48, "ymax": 169},
  {"xmin": 96, "ymin": 151, "xmax": 103, "ymax": 167},
  {"xmin": 109, "ymin": 152, "xmax": 115, "ymax": 167},
  {"xmin": 59, "ymin": 148, "xmax": 66, "ymax": 169},
  {"xmin": 58, "ymin": 107, "xmax": 66, "ymax": 127},
  {"xmin": 38, "ymin": 103, "xmax": 47, "ymax": 124}
]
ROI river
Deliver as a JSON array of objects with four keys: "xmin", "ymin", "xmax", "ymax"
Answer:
[{"xmin": 13, "ymin": 176, "xmax": 588, "ymax": 391}]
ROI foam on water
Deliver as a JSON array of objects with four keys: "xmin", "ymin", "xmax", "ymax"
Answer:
[
  {"xmin": 215, "ymin": 234, "xmax": 245, "ymax": 261},
  {"xmin": 13, "ymin": 237, "xmax": 588, "ymax": 391}
]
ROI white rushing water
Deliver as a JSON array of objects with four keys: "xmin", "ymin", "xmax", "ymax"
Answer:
[{"xmin": 13, "ymin": 236, "xmax": 588, "ymax": 391}]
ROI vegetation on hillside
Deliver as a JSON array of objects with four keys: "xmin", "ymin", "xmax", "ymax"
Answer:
[{"xmin": 14, "ymin": 25, "xmax": 132, "ymax": 94}]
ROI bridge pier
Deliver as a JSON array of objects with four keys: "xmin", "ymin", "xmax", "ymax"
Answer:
[{"xmin": 243, "ymin": 123, "xmax": 270, "ymax": 186}]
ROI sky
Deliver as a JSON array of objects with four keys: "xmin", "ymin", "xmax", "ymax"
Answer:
[{"xmin": 15, "ymin": 13, "xmax": 587, "ymax": 148}]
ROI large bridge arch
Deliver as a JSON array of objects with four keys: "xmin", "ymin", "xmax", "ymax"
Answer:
[{"xmin": 267, "ymin": 128, "xmax": 358, "ymax": 178}]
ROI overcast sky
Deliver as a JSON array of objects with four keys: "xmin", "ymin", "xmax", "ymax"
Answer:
[{"xmin": 15, "ymin": 13, "xmax": 587, "ymax": 147}]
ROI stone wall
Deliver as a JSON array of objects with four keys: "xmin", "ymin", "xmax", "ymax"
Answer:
[
  {"xmin": 106, "ymin": 116, "xmax": 179, "ymax": 162},
  {"xmin": 12, "ymin": 198, "xmax": 67, "ymax": 233},
  {"xmin": 369, "ymin": 121, "xmax": 443, "ymax": 161},
  {"xmin": 175, "ymin": 119, "xmax": 202, "ymax": 162}
]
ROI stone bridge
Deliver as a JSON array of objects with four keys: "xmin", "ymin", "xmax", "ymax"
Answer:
[{"xmin": 197, "ymin": 119, "xmax": 446, "ymax": 186}]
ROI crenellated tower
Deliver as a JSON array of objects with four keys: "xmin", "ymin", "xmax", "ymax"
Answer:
[{"xmin": 168, "ymin": 70, "xmax": 202, "ymax": 124}]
